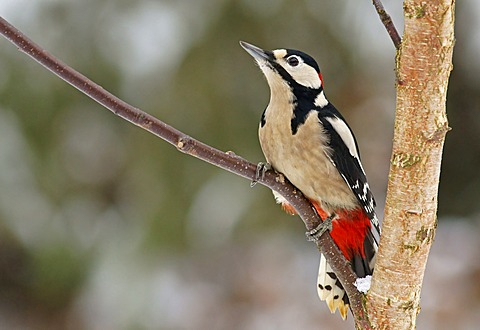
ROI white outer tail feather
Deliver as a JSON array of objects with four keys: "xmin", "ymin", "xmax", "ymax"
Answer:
[{"xmin": 317, "ymin": 254, "xmax": 349, "ymax": 319}]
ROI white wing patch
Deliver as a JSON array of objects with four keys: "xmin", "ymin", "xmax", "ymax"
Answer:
[
  {"xmin": 323, "ymin": 119, "xmax": 381, "ymax": 241},
  {"xmin": 325, "ymin": 116, "xmax": 361, "ymax": 165}
]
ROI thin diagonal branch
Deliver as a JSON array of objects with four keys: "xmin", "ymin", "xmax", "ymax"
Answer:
[
  {"xmin": 0, "ymin": 16, "xmax": 372, "ymax": 328},
  {"xmin": 372, "ymin": 0, "xmax": 402, "ymax": 48}
]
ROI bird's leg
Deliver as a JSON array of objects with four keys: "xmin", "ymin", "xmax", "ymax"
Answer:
[
  {"xmin": 306, "ymin": 213, "xmax": 335, "ymax": 242},
  {"xmin": 250, "ymin": 162, "xmax": 272, "ymax": 187}
]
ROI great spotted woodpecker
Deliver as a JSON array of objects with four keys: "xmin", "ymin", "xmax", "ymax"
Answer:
[{"xmin": 240, "ymin": 41, "xmax": 381, "ymax": 319}]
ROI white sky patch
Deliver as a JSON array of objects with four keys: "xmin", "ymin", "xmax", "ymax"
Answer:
[
  {"xmin": 186, "ymin": 173, "xmax": 254, "ymax": 248},
  {"xmin": 102, "ymin": 3, "xmax": 186, "ymax": 78},
  {"xmin": 354, "ymin": 275, "xmax": 372, "ymax": 293},
  {"xmin": 0, "ymin": 0, "xmax": 44, "ymax": 30}
]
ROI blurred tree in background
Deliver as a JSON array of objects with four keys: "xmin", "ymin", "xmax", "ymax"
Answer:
[{"xmin": 0, "ymin": 1, "xmax": 479, "ymax": 329}]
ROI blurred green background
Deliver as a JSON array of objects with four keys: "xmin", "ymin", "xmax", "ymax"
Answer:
[{"xmin": 1, "ymin": 1, "xmax": 479, "ymax": 329}]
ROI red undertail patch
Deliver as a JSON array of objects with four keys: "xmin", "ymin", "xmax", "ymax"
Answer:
[
  {"xmin": 307, "ymin": 201, "xmax": 371, "ymax": 261},
  {"xmin": 330, "ymin": 208, "xmax": 371, "ymax": 261}
]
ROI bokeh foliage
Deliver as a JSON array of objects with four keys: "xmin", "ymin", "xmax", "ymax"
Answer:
[{"xmin": 0, "ymin": 0, "xmax": 478, "ymax": 328}]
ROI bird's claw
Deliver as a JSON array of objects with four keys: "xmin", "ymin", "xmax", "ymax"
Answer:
[
  {"xmin": 306, "ymin": 213, "xmax": 335, "ymax": 242},
  {"xmin": 250, "ymin": 162, "xmax": 272, "ymax": 187}
]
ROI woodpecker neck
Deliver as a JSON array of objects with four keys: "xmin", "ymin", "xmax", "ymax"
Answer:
[
  {"xmin": 264, "ymin": 72, "xmax": 330, "ymax": 136},
  {"xmin": 265, "ymin": 70, "xmax": 296, "ymax": 108}
]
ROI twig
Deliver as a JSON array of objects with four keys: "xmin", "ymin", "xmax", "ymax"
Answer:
[
  {"xmin": 372, "ymin": 0, "xmax": 402, "ymax": 48},
  {"xmin": 0, "ymin": 16, "xmax": 371, "ymax": 328}
]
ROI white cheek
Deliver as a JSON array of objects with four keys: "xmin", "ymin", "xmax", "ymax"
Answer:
[{"xmin": 289, "ymin": 67, "xmax": 321, "ymax": 89}]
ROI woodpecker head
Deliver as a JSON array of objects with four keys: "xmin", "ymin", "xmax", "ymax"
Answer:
[{"xmin": 240, "ymin": 41, "xmax": 324, "ymax": 93}]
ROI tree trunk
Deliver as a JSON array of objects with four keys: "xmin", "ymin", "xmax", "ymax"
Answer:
[{"xmin": 366, "ymin": 0, "xmax": 454, "ymax": 328}]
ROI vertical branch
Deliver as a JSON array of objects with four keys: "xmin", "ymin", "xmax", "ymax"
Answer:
[{"xmin": 367, "ymin": 0, "xmax": 454, "ymax": 328}]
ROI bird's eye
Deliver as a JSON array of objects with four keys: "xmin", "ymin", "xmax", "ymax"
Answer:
[{"xmin": 287, "ymin": 56, "xmax": 300, "ymax": 67}]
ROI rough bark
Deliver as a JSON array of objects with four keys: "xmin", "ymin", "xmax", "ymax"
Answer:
[{"xmin": 366, "ymin": 0, "xmax": 455, "ymax": 328}]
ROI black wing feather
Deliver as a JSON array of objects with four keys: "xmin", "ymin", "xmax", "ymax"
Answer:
[{"xmin": 317, "ymin": 104, "xmax": 381, "ymax": 240}]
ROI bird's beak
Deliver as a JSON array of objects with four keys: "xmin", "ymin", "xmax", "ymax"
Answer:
[{"xmin": 240, "ymin": 41, "xmax": 272, "ymax": 62}]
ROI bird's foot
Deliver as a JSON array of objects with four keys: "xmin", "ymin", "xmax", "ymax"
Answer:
[
  {"xmin": 306, "ymin": 213, "xmax": 335, "ymax": 242},
  {"xmin": 250, "ymin": 162, "xmax": 272, "ymax": 187}
]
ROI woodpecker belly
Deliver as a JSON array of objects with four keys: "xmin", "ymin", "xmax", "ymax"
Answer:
[{"xmin": 259, "ymin": 103, "xmax": 358, "ymax": 214}]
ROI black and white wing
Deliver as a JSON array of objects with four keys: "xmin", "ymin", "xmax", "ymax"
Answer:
[{"xmin": 318, "ymin": 106, "xmax": 381, "ymax": 243}]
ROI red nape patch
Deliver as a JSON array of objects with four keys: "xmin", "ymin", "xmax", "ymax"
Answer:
[
  {"xmin": 329, "ymin": 208, "xmax": 372, "ymax": 261},
  {"xmin": 318, "ymin": 72, "xmax": 324, "ymax": 87}
]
